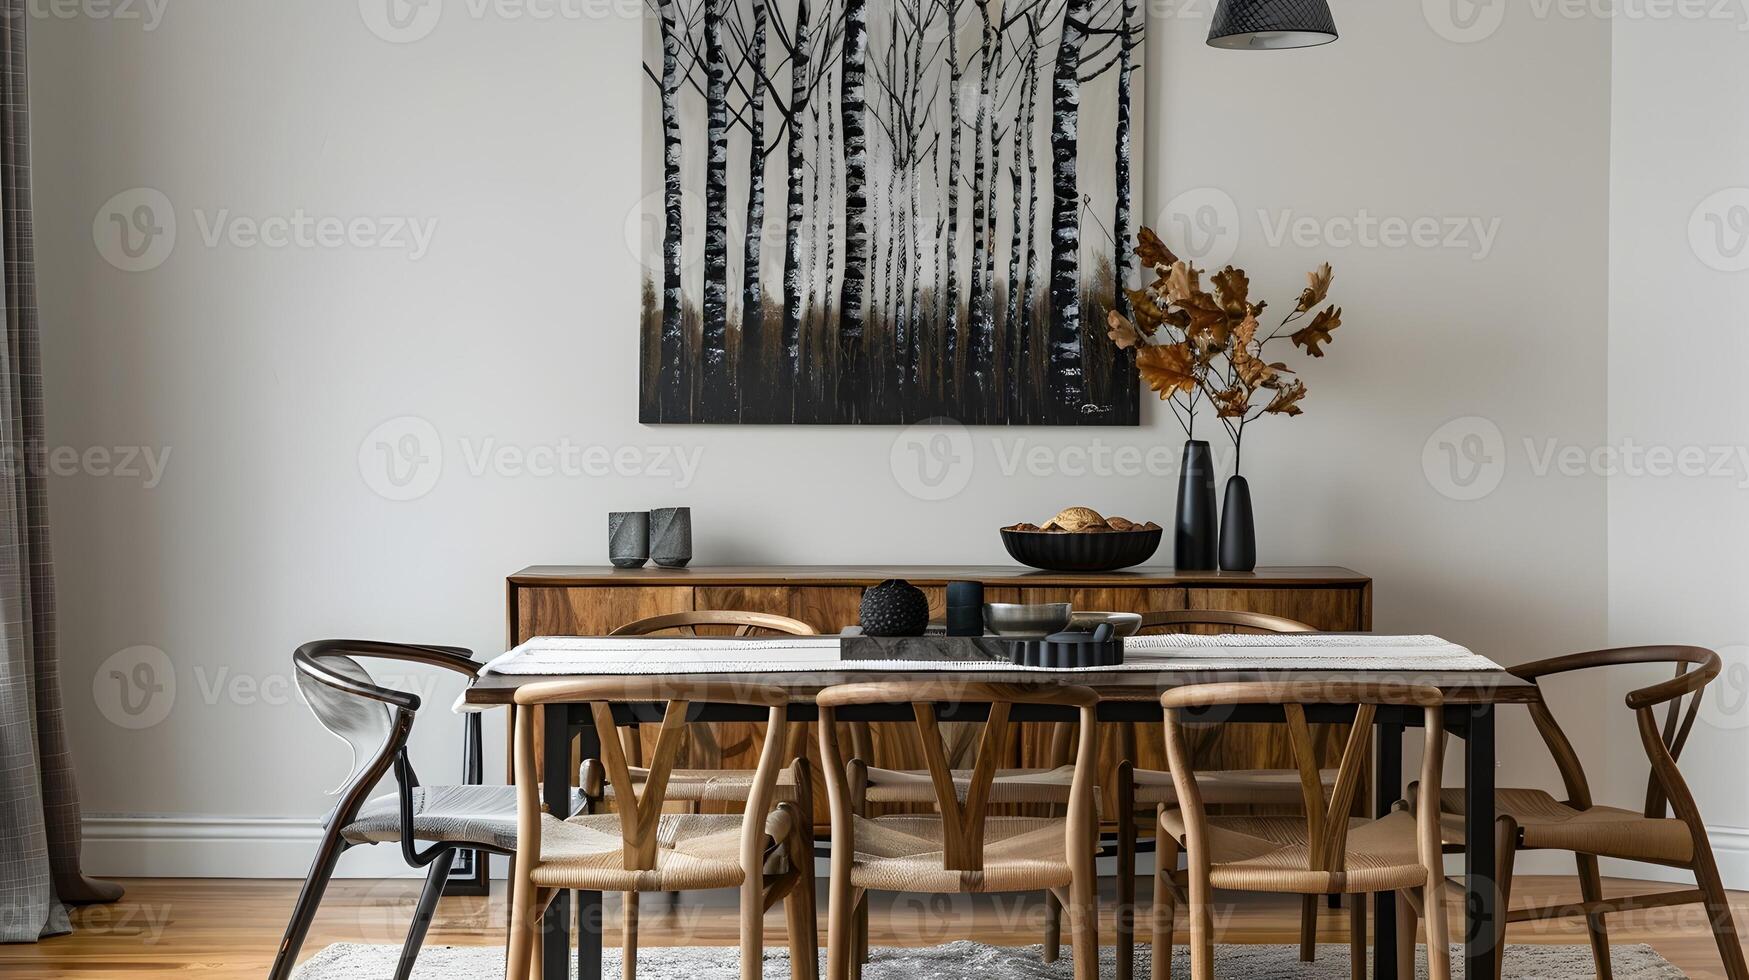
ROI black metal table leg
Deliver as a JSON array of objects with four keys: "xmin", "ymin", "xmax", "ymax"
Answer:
[
  {"xmin": 1374, "ymin": 716, "xmax": 1405, "ymax": 980},
  {"xmin": 576, "ymin": 723, "xmax": 604, "ymax": 980},
  {"xmin": 542, "ymin": 704, "xmax": 576, "ymax": 980},
  {"xmin": 1464, "ymin": 704, "xmax": 1497, "ymax": 979}
]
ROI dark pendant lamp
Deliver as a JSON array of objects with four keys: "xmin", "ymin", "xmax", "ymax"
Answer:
[{"xmin": 1207, "ymin": 0, "xmax": 1338, "ymax": 49}]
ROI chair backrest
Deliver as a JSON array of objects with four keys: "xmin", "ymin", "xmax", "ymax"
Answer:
[
  {"xmin": 609, "ymin": 610, "xmax": 819, "ymax": 637},
  {"xmin": 816, "ymin": 681, "xmax": 1100, "ymax": 873},
  {"xmin": 1161, "ymin": 681, "xmax": 1444, "ymax": 877},
  {"xmin": 292, "ymin": 640, "xmax": 480, "ymax": 796},
  {"xmin": 512, "ymin": 678, "xmax": 791, "ymax": 871},
  {"xmin": 1512, "ymin": 645, "xmax": 1721, "ymax": 819},
  {"xmin": 1139, "ymin": 609, "xmax": 1317, "ymax": 634}
]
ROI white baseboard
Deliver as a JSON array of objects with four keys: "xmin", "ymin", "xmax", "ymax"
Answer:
[
  {"xmin": 84, "ymin": 814, "xmax": 1749, "ymax": 889},
  {"xmin": 81, "ymin": 814, "xmax": 472, "ymax": 879}
]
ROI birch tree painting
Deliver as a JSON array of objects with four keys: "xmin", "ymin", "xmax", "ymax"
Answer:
[{"xmin": 639, "ymin": 0, "xmax": 1143, "ymax": 425}]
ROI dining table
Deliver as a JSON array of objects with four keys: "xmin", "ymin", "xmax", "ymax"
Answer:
[{"xmin": 462, "ymin": 636, "xmax": 1541, "ymax": 980}]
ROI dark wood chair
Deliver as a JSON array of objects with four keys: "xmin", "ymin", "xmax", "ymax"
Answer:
[
  {"xmin": 272, "ymin": 640, "xmax": 536, "ymax": 980},
  {"xmin": 1420, "ymin": 645, "xmax": 1748, "ymax": 980}
]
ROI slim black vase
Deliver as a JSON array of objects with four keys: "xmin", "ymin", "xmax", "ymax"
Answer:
[
  {"xmin": 1174, "ymin": 440, "xmax": 1218, "ymax": 571},
  {"xmin": 1219, "ymin": 475, "xmax": 1257, "ymax": 572}
]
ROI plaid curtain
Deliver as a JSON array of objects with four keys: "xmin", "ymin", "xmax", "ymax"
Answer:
[{"xmin": 0, "ymin": 0, "xmax": 121, "ymax": 942}]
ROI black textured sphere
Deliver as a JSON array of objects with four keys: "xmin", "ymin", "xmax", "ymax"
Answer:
[{"xmin": 859, "ymin": 579, "xmax": 930, "ymax": 637}]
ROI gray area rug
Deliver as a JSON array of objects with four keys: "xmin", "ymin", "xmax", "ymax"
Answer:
[{"xmin": 294, "ymin": 940, "xmax": 1684, "ymax": 978}]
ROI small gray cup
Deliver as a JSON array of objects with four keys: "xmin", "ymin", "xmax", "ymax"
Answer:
[
  {"xmin": 608, "ymin": 511, "xmax": 649, "ymax": 568},
  {"xmin": 649, "ymin": 507, "xmax": 692, "ymax": 568}
]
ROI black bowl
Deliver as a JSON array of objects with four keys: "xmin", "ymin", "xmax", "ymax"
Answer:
[{"xmin": 1000, "ymin": 527, "xmax": 1163, "ymax": 572}]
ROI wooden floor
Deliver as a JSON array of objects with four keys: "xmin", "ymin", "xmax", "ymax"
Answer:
[{"xmin": 2, "ymin": 876, "xmax": 1743, "ymax": 978}]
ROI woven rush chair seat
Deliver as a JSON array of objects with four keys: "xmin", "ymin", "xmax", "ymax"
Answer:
[
  {"xmin": 1434, "ymin": 787, "xmax": 1695, "ymax": 865},
  {"xmin": 602, "ymin": 766, "xmax": 801, "ymax": 804},
  {"xmin": 526, "ymin": 809, "xmax": 795, "ymax": 893},
  {"xmin": 862, "ymin": 765, "xmax": 1079, "ymax": 806},
  {"xmin": 1134, "ymin": 766, "xmax": 1337, "ymax": 807},
  {"xmin": 342, "ymin": 784, "xmax": 585, "ymax": 849},
  {"xmin": 846, "ymin": 814, "xmax": 1077, "ymax": 893},
  {"xmin": 1160, "ymin": 810, "xmax": 1428, "ymax": 894}
]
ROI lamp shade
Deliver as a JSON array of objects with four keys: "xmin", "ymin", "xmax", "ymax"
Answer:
[{"xmin": 1207, "ymin": 0, "xmax": 1338, "ymax": 49}]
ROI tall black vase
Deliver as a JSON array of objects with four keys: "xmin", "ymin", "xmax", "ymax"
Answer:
[
  {"xmin": 1219, "ymin": 475, "xmax": 1257, "ymax": 572},
  {"xmin": 1174, "ymin": 440, "xmax": 1218, "ymax": 571}
]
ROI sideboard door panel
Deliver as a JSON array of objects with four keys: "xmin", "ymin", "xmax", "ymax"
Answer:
[{"xmin": 515, "ymin": 586, "xmax": 693, "ymax": 641}]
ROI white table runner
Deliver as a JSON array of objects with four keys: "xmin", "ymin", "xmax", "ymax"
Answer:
[{"xmin": 482, "ymin": 633, "xmax": 1500, "ymax": 675}]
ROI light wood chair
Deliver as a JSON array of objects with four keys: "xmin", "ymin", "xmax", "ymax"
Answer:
[
  {"xmin": 1155, "ymin": 680, "xmax": 1452, "ymax": 980},
  {"xmin": 506, "ymin": 678, "xmax": 817, "ymax": 980},
  {"xmin": 816, "ymin": 681, "xmax": 1104, "ymax": 980},
  {"xmin": 1421, "ymin": 645, "xmax": 1748, "ymax": 980}
]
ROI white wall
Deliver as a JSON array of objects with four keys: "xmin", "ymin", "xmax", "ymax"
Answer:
[
  {"xmin": 1608, "ymin": 11, "xmax": 1749, "ymax": 883},
  {"xmin": 27, "ymin": 0, "xmax": 1614, "ymax": 877}
]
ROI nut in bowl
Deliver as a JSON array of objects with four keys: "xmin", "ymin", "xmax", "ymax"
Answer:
[{"xmin": 1001, "ymin": 507, "xmax": 1163, "ymax": 572}]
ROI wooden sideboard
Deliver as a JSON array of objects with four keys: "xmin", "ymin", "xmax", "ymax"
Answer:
[{"xmin": 507, "ymin": 565, "xmax": 1371, "ymax": 819}]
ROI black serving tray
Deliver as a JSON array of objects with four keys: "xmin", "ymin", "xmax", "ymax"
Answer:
[{"xmin": 841, "ymin": 631, "xmax": 1125, "ymax": 669}]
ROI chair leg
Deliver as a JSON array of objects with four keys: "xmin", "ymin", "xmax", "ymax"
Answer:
[
  {"xmin": 784, "ymin": 805, "xmax": 820, "ymax": 980},
  {"xmin": 741, "ymin": 866, "xmax": 768, "ymax": 980},
  {"xmin": 1152, "ymin": 829, "xmax": 1178, "ymax": 980},
  {"xmin": 505, "ymin": 878, "xmax": 543, "ymax": 980},
  {"xmin": 1569, "ymin": 852, "xmax": 1613, "ymax": 980},
  {"xmin": 1348, "ymin": 892, "xmax": 1367, "ymax": 980},
  {"xmin": 394, "ymin": 849, "xmax": 457, "ymax": 980},
  {"xmin": 1186, "ymin": 869, "xmax": 1214, "ymax": 980},
  {"xmin": 826, "ymin": 867, "xmax": 856, "ymax": 980},
  {"xmin": 1067, "ymin": 856, "xmax": 1101, "ymax": 980},
  {"xmin": 852, "ymin": 890, "xmax": 868, "ymax": 978},
  {"xmin": 1394, "ymin": 891, "xmax": 1415, "ymax": 979},
  {"xmin": 1694, "ymin": 843, "xmax": 1749, "ymax": 980},
  {"xmin": 1042, "ymin": 890, "xmax": 1062, "ymax": 963},
  {"xmin": 1299, "ymin": 895, "xmax": 1320, "ymax": 961},
  {"xmin": 268, "ymin": 829, "xmax": 349, "ymax": 980},
  {"xmin": 1493, "ymin": 817, "xmax": 1518, "ymax": 980},
  {"xmin": 623, "ymin": 891, "xmax": 640, "ymax": 980},
  {"xmin": 1117, "ymin": 766, "xmax": 1137, "ymax": 980},
  {"xmin": 1422, "ymin": 882, "xmax": 1452, "ymax": 980}
]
